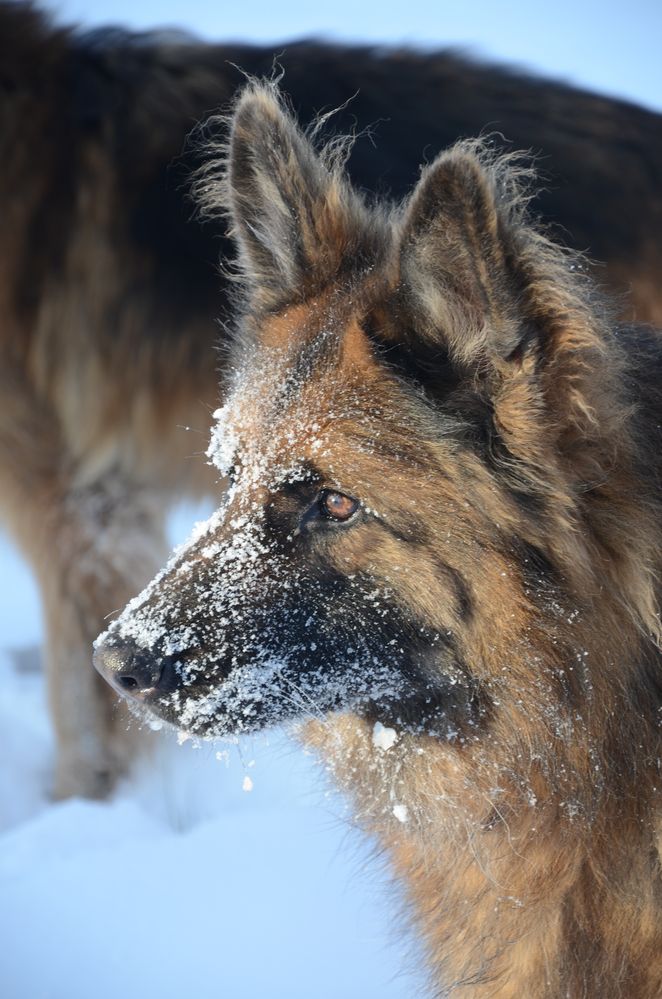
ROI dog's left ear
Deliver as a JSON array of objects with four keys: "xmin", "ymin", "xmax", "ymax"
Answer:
[
  {"xmin": 223, "ymin": 83, "xmax": 372, "ymax": 312},
  {"xmin": 397, "ymin": 147, "xmax": 525, "ymax": 365}
]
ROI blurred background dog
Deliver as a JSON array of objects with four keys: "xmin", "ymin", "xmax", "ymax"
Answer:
[{"xmin": 1, "ymin": 0, "xmax": 661, "ymax": 802}]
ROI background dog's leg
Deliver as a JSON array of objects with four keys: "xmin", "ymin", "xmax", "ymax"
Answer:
[
  {"xmin": 36, "ymin": 481, "xmax": 169, "ymax": 800},
  {"xmin": 0, "ymin": 371, "xmax": 169, "ymax": 798}
]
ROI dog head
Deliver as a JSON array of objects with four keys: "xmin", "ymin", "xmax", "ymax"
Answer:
[{"xmin": 94, "ymin": 84, "xmax": 654, "ymax": 774}]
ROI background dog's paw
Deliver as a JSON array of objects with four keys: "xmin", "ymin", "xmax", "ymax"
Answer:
[{"xmin": 52, "ymin": 755, "xmax": 125, "ymax": 801}]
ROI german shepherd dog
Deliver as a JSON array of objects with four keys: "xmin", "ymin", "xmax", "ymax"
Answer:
[
  {"xmin": 3, "ymin": 3, "xmax": 662, "ymax": 801},
  {"xmin": 95, "ymin": 83, "xmax": 662, "ymax": 997}
]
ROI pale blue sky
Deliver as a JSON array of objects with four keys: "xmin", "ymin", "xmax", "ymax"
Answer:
[{"xmin": 47, "ymin": 0, "xmax": 662, "ymax": 111}]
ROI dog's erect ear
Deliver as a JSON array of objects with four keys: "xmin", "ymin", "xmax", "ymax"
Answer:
[
  {"xmin": 224, "ymin": 83, "xmax": 372, "ymax": 312},
  {"xmin": 397, "ymin": 146, "xmax": 525, "ymax": 365},
  {"xmin": 391, "ymin": 144, "xmax": 623, "ymax": 511}
]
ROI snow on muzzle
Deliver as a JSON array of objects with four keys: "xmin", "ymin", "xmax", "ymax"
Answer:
[
  {"xmin": 92, "ymin": 490, "xmax": 416, "ymax": 739},
  {"xmin": 92, "ymin": 499, "xmax": 277, "ymax": 727}
]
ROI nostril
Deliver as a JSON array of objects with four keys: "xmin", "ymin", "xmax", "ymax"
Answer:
[{"xmin": 118, "ymin": 674, "xmax": 140, "ymax": 692}]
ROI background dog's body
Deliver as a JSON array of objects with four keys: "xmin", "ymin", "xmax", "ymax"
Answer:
[{"xmin": 2, "ymin": 1, "xmax": 662, "ymax": 797}]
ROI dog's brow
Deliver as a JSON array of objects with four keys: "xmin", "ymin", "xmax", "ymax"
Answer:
[{"xmin": 277, "ymin": 461, "xmax": 323, "ymax": 492}]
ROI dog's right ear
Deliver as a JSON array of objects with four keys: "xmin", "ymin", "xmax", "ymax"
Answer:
[{"xmin": 222, "ymin": 83, "xmax": 370, "ymax": 312}]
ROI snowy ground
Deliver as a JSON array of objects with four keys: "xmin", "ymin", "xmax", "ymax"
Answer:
[{"xmin": 0, "ymin": 505, "xmax": 426, "ymax": 999}]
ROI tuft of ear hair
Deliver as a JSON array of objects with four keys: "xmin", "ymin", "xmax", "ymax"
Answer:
[
  {"xmin": 197, "ymin": 81, "xmax": 384, "ymax": 312},
  {"xmin": 398, "ymin": 144, "xmax": 532, "ymax": 365},
  {"xmin": 391, "ymin": 137, "xmax": 621, "ymax": 434}
]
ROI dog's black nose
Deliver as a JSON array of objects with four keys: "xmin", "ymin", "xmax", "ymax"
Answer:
[{"xmin": 93, "ymin": 641, "xmax": 164, "ymax": 700}]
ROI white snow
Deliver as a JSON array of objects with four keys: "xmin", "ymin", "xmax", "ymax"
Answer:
[
  {"xmin": 392, "ymin": 804, "xmax": 409, "ymax": 824},
  {"xmin": 0, "ymin": 509, "xmax": 426, "ymax": 999},
  {"xmin": 372, "ymin": 721, "xmax": 399, "ymax": 751}
]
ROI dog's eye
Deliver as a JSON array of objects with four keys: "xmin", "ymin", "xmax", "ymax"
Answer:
[{"xmin": 319, "ymin": 490, "xmax": 360, "ymax": 522}]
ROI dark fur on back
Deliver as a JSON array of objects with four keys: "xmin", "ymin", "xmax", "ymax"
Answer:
[
  {"xmin": 3, "ymin": 1, "xmax": 662, "ymax": 356},
  {"xmin": 95, "ymin": 84, "xmax": 662, "ymax": 996}
]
